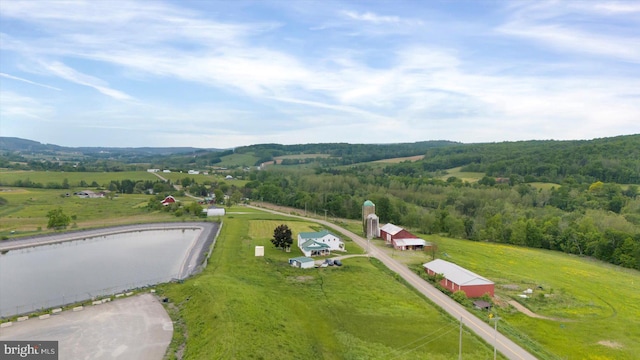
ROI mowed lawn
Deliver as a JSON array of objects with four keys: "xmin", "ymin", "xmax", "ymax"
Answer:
[
  {"xmin": 423, "ymin": 235, "xmax": 640, "ymax": 360},
  {"xmin": 159, "ymin": 212, "xmax": 498, "ymax": 359}
]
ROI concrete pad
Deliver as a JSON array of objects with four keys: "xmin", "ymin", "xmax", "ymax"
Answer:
[{"xmin": 0, "ymin": 294, "xmax": 173, "ymax": 360}]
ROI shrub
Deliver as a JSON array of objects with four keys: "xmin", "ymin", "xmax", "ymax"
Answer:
[{"xmin": 452, "ymin": 290, "xmax": 468, "ymax": 304}]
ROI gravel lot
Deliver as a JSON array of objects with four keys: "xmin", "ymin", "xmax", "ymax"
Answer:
[{"xmin": 0, "ymin": 293, "xmax": 173, "ymax": 360}]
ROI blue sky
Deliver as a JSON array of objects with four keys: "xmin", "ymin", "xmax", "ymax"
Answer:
[{"xmin": 1, "ymin": 0, "xmax": 638, "ymax": 148}]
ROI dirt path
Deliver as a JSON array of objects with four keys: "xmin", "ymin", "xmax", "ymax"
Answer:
[{"xmin": 507, "ymin": 300, "xmax": 573, "ymax": 322}]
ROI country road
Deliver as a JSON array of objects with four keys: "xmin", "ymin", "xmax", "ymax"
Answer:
[{"xmin": 249, "ymin": 205, "xmax": 538, "ymax": 360}]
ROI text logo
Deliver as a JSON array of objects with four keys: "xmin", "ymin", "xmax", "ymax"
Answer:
[{"xmin": 1, "ymin": 341, "xmax": 58, "ymax": 359}]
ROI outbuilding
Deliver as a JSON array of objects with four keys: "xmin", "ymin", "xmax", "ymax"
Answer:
[
  {"xmin": 288, "ymin": 257, "xmax": 315, "ymax": 269},
  {"xmin": 423, "ymin": 259, "xmax": 494, "ymax": 298},
  {"xmin": 203, "ymin": 206, "xmax": 225, "ymax": 216}
]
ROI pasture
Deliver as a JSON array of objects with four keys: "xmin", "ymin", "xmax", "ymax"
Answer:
[
  {"xmin": 216, "ymin": 153, "xmax": 259, "ymax": 168},
  {"xmin": 394, "ymin": 234, "xmax": 640, "ymax": 360},
  {"xmin": 0, "ymin": 170, "xmax": 157, "ymax": 187},
  {"xmin": 372, "ymin": 155, "xmax": 425, "ymax": 163},
  {"xmin": 0, "ymin": 186, "xmax": 194, "ymax": 237},
  {"xmin": 158, "ymin": 211, "xmax": 498, "ymax": 359},
  {"xmin": 439, "ymin": 167, "xmax": 485, "ymax": 183}
]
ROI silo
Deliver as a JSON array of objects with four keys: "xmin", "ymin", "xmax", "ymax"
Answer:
[{"xmin": 362, "ymin": 200, "xmax": 375, "ymax": 235}]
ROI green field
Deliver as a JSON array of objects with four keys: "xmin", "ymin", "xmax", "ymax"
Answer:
[
  {"xmin": 217, "ymin": 153, "xmax": 260, "ymax": 168},
  {"xmin": 439, "ymin": 167, "xmax": 485, "ymax": 183},
  {"xmin": 411, "ymin": 235, "xmax": 640, "ymax": 360},
  {"xmin": 302, "ymin": 214, "xmax": 640, "ymax": 359},
  {"xmin": 0, "ymin": 186, "xmax": 194, "ymax": 237},
  {"xmin": 0, "ymin": 170, "xmax": 157, "ymax": 187},
  {"xmin": 158, "ymin": 211, "xmax": 497, "ymax": 359}
]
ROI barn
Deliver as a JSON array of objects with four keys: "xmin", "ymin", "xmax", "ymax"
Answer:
[
  {"xmin": 161, "ymin": 195, "xmax": 176, "ymax": 206},
  {"xmin": 423, "ymin": 259, "xmax": 494, "ymax": 298}
]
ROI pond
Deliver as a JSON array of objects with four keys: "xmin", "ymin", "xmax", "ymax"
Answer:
[{"xmin": 0, "ymin": 226, "xmax": 210, "ymax": 317}]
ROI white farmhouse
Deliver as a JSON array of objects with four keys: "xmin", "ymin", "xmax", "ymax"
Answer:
[{"xmin": 297, "ymin": 230, "xmax": 345, "ymax": 257}]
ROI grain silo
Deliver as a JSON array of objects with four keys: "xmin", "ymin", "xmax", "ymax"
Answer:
[{"xmin": 362, "ymin": 200, "xmax": 376, "ymax": 236}]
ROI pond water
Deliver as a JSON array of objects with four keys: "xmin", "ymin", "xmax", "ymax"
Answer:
[{"xmin": 0, "ymin": 228, "xmax": 201, "ymax": 317}]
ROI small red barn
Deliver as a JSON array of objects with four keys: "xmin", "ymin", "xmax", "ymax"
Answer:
[
  {"xmin": 423, "ymin": 259, "xmax": 494, "ymax": 298},
  {"xmin": 161, "ymin": 195, "xmax": 176, "ymax": 206}
]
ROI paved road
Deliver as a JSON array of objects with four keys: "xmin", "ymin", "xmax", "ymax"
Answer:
[{"xmin": 249, "ymin": 205, "xmax": 538, "ymax": 360}]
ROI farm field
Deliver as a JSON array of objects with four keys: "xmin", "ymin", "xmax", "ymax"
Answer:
[
  {"xmin": 0, "ymin": 170, "xmax": 157, "ymax": 187},
  {"xmin": 439, "ymin": 167, "xmax": 485, "ymax": 183},
  {"xmin": 372, "ymin": 155, "xmax": 425, "ymax": 163},
  {"xmin": 0, "ymin": 186, "xmax": 194, "ymax": 237},
  {"xmin": 158, "ymin": 210, "xmax": 498, "ymax": 359},
  {"xmin": 383, "ymin": 234, "xmax": 640, "ymax": 360},
  {"xmin": 216, "ymin": 153, "xmax": 259, "ymax": 168},
  {"xmin": 251, "ymin": 202, "xmax": 640, "ymax": 360}
]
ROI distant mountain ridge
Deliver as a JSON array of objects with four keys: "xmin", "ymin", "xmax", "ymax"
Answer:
[{"xmin": 0, "ymin": 137, "xmax": 221, "ymax": 155}]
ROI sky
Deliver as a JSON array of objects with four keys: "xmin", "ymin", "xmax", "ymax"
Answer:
[{"xmin": 0, "ymin": 0, "xmax": 639, "ymax": 149}]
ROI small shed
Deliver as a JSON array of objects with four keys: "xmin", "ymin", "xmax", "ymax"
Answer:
[
  {"xmin": 473, "ymin": 300, "xmax": 492, "ymax": 310},
  {"xmin": 255, "ymin": 246, "xmax": 264, "ymax": 257},
  {"xmin": 289, "ymin": 257, "xmax": 315, "ymax": 269},
  {"xmin": 203, "ymin": 206, "xmax": 225, "ymax": 216}
]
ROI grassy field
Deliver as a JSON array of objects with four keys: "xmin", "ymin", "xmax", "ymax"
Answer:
[
  {"xmin": 217, "ymin": 153, "xmax": 259, "ymax": 168},
  {"xmin": 158, "ymin": 210, "xmax": 498, "ymax": 359},
  {"xmin": 372, "ymin": 155, "xmax": 425, "ymax": 163},
  {"xmin": 269, "ymin": 206, "xmax": 640, "ymax": 359},
  {"xmin": 439, "ymin": 167, "xmax": 485, "ymax": 183},
  {"xmin": 0, "ymin": 170, "xmax": 157, "ymax": 187},
  {"xmin": 397, "ymin": 235, "xmax": 640, "ymax": 360},
  {"xmin": 0, "ymin": 186, "xmax": 195, "ymax": 237}
]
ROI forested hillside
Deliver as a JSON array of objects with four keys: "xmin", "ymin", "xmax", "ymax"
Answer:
[{"xmin": 387, "ymin": 134, "xmax": 640, "ymax": 184}]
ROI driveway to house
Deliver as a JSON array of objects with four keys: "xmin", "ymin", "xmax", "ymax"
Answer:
[{"xmin": 248, "ymin": 205, "xmax": 538, "ymax": 360}]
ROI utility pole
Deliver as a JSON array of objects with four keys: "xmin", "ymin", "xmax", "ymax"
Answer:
[
  {"xmin": 490, "ymin": 316, "xmax": 501, "ymax": 360},
  {"xmin": 459, "ymin": 317, "xmax": 463, "ymax": 360},
  {"xmin": 323, "ymin": 209, "xmax": 327, "ymax": 222}
]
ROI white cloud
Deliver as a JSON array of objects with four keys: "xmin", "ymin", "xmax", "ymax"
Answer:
[
  {"xmin": 342, "ymin": 11, "xmax": 402, "ymax": 24},
  {"xmin": 0, "ymin": 73, "xmax": 62, "ymax": 91},
  {"xmin": 41, "ymin": 62, "xmax": 134, "ymax": 101},
  {"xmin": 0, "ymin": 91, "xmax": 53, "ymax": 121}
]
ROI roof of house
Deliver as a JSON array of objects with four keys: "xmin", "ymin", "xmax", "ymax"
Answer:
[
  {"xmin": 423, "ymin": 259, "xmax": 494, "ymax": 286},
  {"xmin": 300, "ymin": 240, "xmax": 330, "ymax": 251},
  {"xmin": 380, "ymin": 223, "xmax": 404, "ymax": 235},
  {"xmin": 393, "ymin": 238, "xmax": 427, "ymax": 247},
  {"xmin": 299, "ymin": 230, "xmax": 336, "ymax": 240},
  {"xmin": 289, "ymin": 256, "xmax": 315, "ymax": 263}
]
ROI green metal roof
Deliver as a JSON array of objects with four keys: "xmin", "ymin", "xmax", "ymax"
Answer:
[
  {"xmin": 289, "ymin": 256, "xmax": 314, "ymax": 263},
  {"xmin": 298, "ymin": 230, "xmax": 334, "ymax": 240},
  {"xmin": 301, "ymin": 240, "xmax": 330, "ymax": 251},
  {"xmin": 363, "ymin": 200, "xmax": 375, "ymax": 207}
]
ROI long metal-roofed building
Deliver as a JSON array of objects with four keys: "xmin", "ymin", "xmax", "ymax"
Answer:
[{"xmin": 423, "ymin": 259, "xmax": 494, "ymax": 298}]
